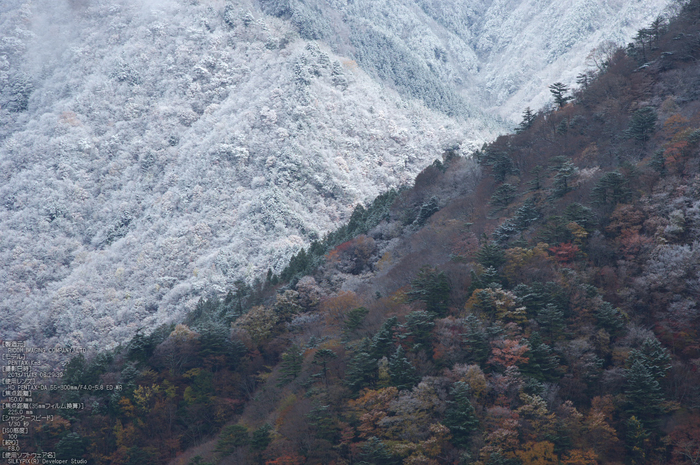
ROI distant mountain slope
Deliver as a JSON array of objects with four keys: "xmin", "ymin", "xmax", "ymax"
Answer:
[
  {"xmin": 0, "ymin": 0, "xmax": 672, "ymax": 350},
  {"xmin": 259, "ymin": 0, "xmax": 673, "ymax": 118},
  {"xmin": 0, "ymin": 0, "xmax": 490, "ymax": 349}
]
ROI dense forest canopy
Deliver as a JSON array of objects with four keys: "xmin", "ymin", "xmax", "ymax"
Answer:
[{"xmin": 6, "ymin": 0, "xmax": 700, "ymax": 464}]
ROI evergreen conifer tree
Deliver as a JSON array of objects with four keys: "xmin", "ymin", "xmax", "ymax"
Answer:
[
  {"xmin": 627, "ymin": 107, "xmax": 657, "ymax": 142},
  {"xmin": 250, "ymin": 424, "xmax": 272, "ymax": 452},
  {"xmin": 407, "ymin": 267, "xmax": 451, "ymax": 317},
  {"xmin": 625, "ymin": 359, "xmax": 665, "ymax": 426},
  {"xmin": 549, "ymin": 82, "xmax": 572, "ymax": 108},
  {"xmin": 443, "ymin": 381, "xmax": 479, "ymax": 448},
  {"xmin": 371, "ymin": 317, "xmax": 398, "ymax": 359},
  {"xmin": 277, "ymin": 344, "xmax": 304, "ymax": 387},
  {"xmin": 346, "ymin": 339, "xmax": 378, "ymax": 393},
  {"xmin": 388, "ymin": 345, "xmax": 418, "ymax": 391}
]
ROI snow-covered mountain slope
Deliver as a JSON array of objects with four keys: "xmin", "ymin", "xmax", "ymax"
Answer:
[
  {"xmin": 0, "ymin": 0, "xmax": 673, "ymax": 349},
  {"xmin": 0, "ymin": 0, "xmax": 490, "ymax": 349},
  {"xmin": 260, "ymin": 0, "xmax": 674, "ymax": 119}
]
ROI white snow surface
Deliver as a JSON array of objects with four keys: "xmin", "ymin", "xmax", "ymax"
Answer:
[
  {"xmin": 259, "ymin": 0, "xmax": 673, "ymax": 118},
  {"xmin": 0, "ymin": 0, "xmax": 672, "ymax": 349},
  {"xmin": 1, "ymin": 0, "xmax": 487, "ymax": 349}
]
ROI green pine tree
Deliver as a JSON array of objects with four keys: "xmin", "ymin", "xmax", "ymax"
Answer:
[
  {"xmin": 462, "ymin": 314, "xmax": 490, "ymax": 364},
  {"xmin": 591, "ymin": 172, "xmax": 631, "ymax": 207},
  {"xmin": 402, "ymin": 310, "xmax": 435, "ymax": 352},
  {"xmin": 625, "ymin": 416, "xmax": 650, "ymax": 465},
  {"xmin": 628, "ymin": 337, "xmax": 671, "ymax": 382},
  {"xmin": 371, "ymin": 317, "xmax": 398, "ymax": 359},
  {"xmin": 551, "ymin": 161, "xmax": 577, "ymax": 198},
  {"xmin": 277, "ymin": 344, "xmax": 304, "ymax": 387},
  {"xmin": 490, "ymin": 183, "xmax": 518, "ymax": 211},
  {"xmin": 549, "ymin": 82, "xmax": 572, "ymax": 108},
  {"xmin": 476, "ymin": 243, "xmax": 506, "ymax": 270},
  {"xmin": 215, "ymin": 425, "xmax": 249, "ymax": 456},
  {"xmin": 516, "ymin": 107, "xmax": 536, "ymax": 133},
  {"xmin": 250, "ymin": 424, "xmax": 273, "ymax": 452},
  {"xmin": 407, "ymin": 267, "xmax": 451, "ymax": 317},
  {"xmin": 312, "ymin": 348, "xmax": 338, "ymax": 387},
  {"xmin": 346, "ymin": 339, "xmax": 379, "ymax": 393},
  {"xmin": 343, "ymin": 307, "xmax": 369, "ymax": 339},
  {"xmin": 625, "ymin": 359, "xmax": 665, "ymax": 426},
  {"xmin": 388, "ymin": 345, "xmax": 418, "ymax": 391},
  {"xmin": 595, "ymin": 302, "xmax": 625, "ymax": 336},
  {"xmin": 443, "ymin": 381, "xmax": 479, "ymax": 448},
  {"xmin": 627, "ymin": 107, "xmax": 657, "ymax": 142}
]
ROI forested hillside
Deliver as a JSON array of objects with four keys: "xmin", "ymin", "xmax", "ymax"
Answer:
[
  {"xmin": 0, "ymin": 0, "xmax": 488, "ymax": 351},
  {"xmin": 258, "ymin": 0, "xmax": 672, "ymax": 118},
  {"xmin": 10, "ymin": 1, "xmax": 700, "ymax": 464}
]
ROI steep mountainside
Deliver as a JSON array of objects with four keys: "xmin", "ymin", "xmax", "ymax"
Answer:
[
  {"xmin": 0, "ymin": 0, "xmax": 488, "ymax": 349},
  {"xmin": 24, "ymin": 3, "xmax": 700, "ymax": 464},
  {"xmin": 0, "ymin": 0, "xmax": 674, "ymax": 351},
  {"xmin": 259, "ymin": 0, "xmax": 674, "ymax": 118}
]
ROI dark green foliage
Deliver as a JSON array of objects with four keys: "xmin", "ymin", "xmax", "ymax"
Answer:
[
  {"xmin": 63, "ymin": 351, "xmax": 114, "ymax": 388},
  {"xmin": 536, "ymin": 303, "xmax": 565, "ymax": 338},
  {"xmin": 216, "ymin": 425, "xmax": 249, "ymax": 456},
  {"xmin": 516, "ymin": 107, "xmax": 536, "ymax": 133},
  {"xmin": 549, "ymin": 82, "xmax": 572, "ymax": 108},
  {"xmin": 648, "ymin": 150, "xmax": 666, "ymax": 175},
  {"xmin": 476, "ymin": 243, "xmax": 506, "ymax": 269},
  {"xmin": 388, "ymin": 345, "xmax": 418, "ymax": 391},
  {"xmin": 127, "ymin": 325, "xmax": 172, "ymax": 364},
  {"xmin": 56, "ymin": 432, "xmax": 86, "ymax": 459},
  {"xmin": 527, "ymin": 165, "xmax": 546, "ymax": 192},
  {"xmin": 443, "ymin": 382, "xmax": 479, "ymax": 448},
  {"xmin": 591, "ymin": 172, "xmax": 632, "ymax": 206},
  {"xmin": 562, "ymin": 203, "xmax": 595, "ymax": 230},
  {"xmin": 625, "ymin": 359, "xmax": 665, "ymax": 426},
  {"xmin": 462, "ymin": 314, "xmax": 490, "ymax": 364},
  {"xmin": 357, "ymin": 437, "xmax": 400, "ymax": 465},
  {"xmin": 493, "ymin": 199, "xmax": 540, "ymax": 245},
  {"xmin": 345, "ymin": 345, "xmax": 378, "ymax": 393},
  {"xmin": 492, "ymin": 220, "xmax": 519, "ymax": 246},
  {"xmin": 3, "ymin": 73, "xmax": 34, "ymax": 112},
  {"xmin": 280, "ymin": 248, "xmax": 310, "ymax": 282},
  {"xmin": 278, "ymin": 189, "xmax": 399, "ymax": 283},
  {"xmin": 250, "ymin": 424, "xmax": 273, "ymax": 452},
  {"xmin": 278, "ymin": 344, "xmax": 304, "ymax": 387},
  {"xmin": 185, "ymin": 297, "xmax": 223, "ymax": 327},
  {"xmin": 343, "ymin": 307, "xmax": 369, "ymax": 339},
  {"xmin": 221, "ymin": 280, "xmax": 252, "ymax": 323},
  {"xmin": 628, "ymin": 337, "xmax": 672, "ymax": 382},
  {"xmin": 556, "ymin": 119, "xmax": 569, "ymax": 135},
  {"xmin": 512, "ymin": 199, "xmax": 541, "ymax": 230},
  {"xmin": 401, "ymin": 310, "xmax": 435, "ymax": 352},
  {"xmin": 521, "ymin": 333, "xmax": 560, "ymax": 381},
  {"xmin": 415, "ymin": 196, "xmax": 440, "ymax": 226},
  {"xmin": 407, "ymin": 266, "xmax": 451, "ymax": 317},
  {"xmin": 125, "ymin": 446, "xmax": 158, "ymax": 465},
  {"xmin": 514, "ymin": 282, "xmax": 569, "ymax": 317},
  {"xmin": 312, "ymin": 348, "xmax": 338, "ymax": 386},
  {"xmin": 308, "ymin": 404, "xmax": 338, "ymax": 442},
  {"xmin": 551, "ymin": 161, "xmax": 577, "ymax": 198},
  {"xmin": 490, "ymin": 183, "xmax": 518, "ymax": 211},
  {"xmin": 595, "ymin": 302, "xmax": 625, "ymax": 336},
  {"xmin": 477, "ymin": 149, "xmax": 516, "ymax": 182},
  {"xmin": 197, "ymin": 320, "xmax": 240, "ymax": 366},
  {"xmin": 626, "ymin": 107, "xmax": 657, "ymax": 142},
  {"xmin": 188, "ymin": 456, "xmax": 214, "ymax": 465},
  {"xmin": 371, "ymin": 317, "xmax": 398, "ymax": 359},
  {"xmin": 539, "ymin": 216, "xmax": 575, "ymax": 244},
  {"xmin": 624, "ymin": 416, "xmax": 650, "ymax": 465}
]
